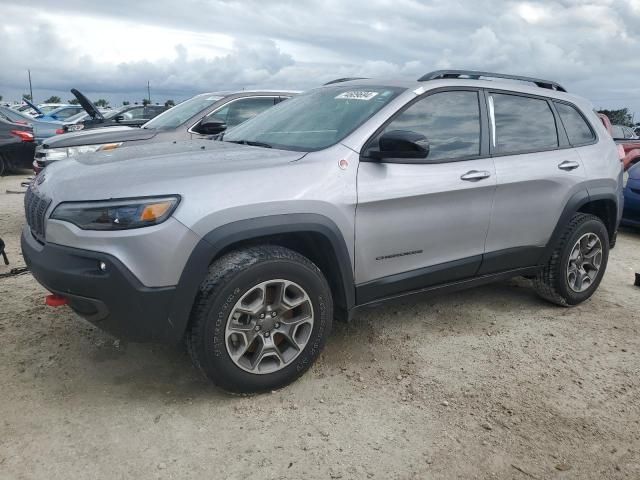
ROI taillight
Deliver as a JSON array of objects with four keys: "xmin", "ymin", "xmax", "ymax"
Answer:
[
  {"xmin": 617, "ymin": 145, "xmax": 625, "ymax": 161},
  {"xmin": 55, "ymin": 128, "xmax": 65, "ymax": 134},
  {"xmin": 10, "ymin": 130, "xmax": 34, "ymax": 142}
]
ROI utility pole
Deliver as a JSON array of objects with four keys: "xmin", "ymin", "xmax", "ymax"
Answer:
[
  {"xmin": 28, "ymin": 69, "xmax": 33, "ymax": 102},
  {"xmin": 147, "ymin": 81, "xmax": 151, "ymax": 104}
]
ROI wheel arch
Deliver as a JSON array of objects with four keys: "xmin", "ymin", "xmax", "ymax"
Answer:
[
  {"xmin": 167, "ymin": 214, "xmax": 355, "ymax": 343},
  {"xmin": 542, "ymin": 189, "xmax": 618, "ymax": 264}
]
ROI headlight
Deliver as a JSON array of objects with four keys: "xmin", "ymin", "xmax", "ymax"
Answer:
[
  {"xmin": 51, "ymin": 196, "xmax": 180, "ymax": 230},
  {"xmin": 43, "ymin": 143, "xmax": 122, "ymax": 161}
]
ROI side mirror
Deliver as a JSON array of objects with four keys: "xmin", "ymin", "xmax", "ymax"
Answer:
[
  {"xmin": 114, "ymin": 114, "xmax": 124, "ymax": 122},
  {"xmin": 199, "ymin": 119, "xmax": 227, "ymax": 135},
  {"xmin": 369, "ymin": 130, "xmax": 430, "ymax": 161}
]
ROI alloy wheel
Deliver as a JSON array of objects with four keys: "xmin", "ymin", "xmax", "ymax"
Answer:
[{"xmin": 225, "ymin": 279, "xmax": 314, "ymax": 374}]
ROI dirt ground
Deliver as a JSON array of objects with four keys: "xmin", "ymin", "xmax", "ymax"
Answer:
[{"xmin": 1, "ymin": 172, "xmax": 639, "ymax": 480}]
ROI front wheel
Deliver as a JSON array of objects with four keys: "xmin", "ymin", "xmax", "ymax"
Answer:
[
  {"xmin": 187, "ymin": 245, "xmax": 333, "ymax": 393},
  {"xmin": 534, "ymin": 213, "xmax": 609, "ymax": 306}
]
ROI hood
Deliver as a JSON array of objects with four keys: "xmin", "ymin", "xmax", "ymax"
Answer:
[
  {"xmin": 629, "ymin": 162, "xmax": 640, "ymax": 180},
  {"xmin": 35, "ymin": 140, "xmax": 307, "ymax": 203},
  {"xmin": 42, "ymin": 125, "xmax": 156, "ymax": 148},
  {"xmin": 70, "ymin": 88, "xmax": 104, "ymax": 120},
  {"xmin": 23, "ymin": 98, "xmax": 44, "ymax": 116}
]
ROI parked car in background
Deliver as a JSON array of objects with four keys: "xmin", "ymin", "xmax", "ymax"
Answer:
[
  {"xmin": 22, "ymin": 71, "xmax": 622, "ymax": 393},
  {"xmin": 33, "ymin": 90, "xmax": 297, "ymax": 172},
  {"xmin": 622, "ymin": 162, "xmax": 640, "ymax": 227},
  {"xmin": 34, "ymin": 103, "xmax": 68, "ymax": 115},
  {"xmin": 0, "ymin": 117, "xmax": 35, "ymax": 175},
  {"xmin": 0, "ymin": 105, "xmax": 69, "ymax": 143},
  {"xmin": 11, "ymin": 103, "xmax": 39, "ymax": 115},
  {"xmin": 0, "ymin": 106, "xmax": 32, "ymax": 125},
  {"xmin": 36, "ymin": 105, "xmax": 85, "ymax": 122},
  {"xmin": 611, "ymin": 124, "xmax": 639, "ymax": 140},
  {"xmin": 63, "ymin": 90, "xmax": 168, "ymax": 132},
  {"xmin": 33, "ymin": 108, "xmax": 114, "ymax": 141},
  {"xmin": 598, "ymin": 114, "xmax": 640, "ymax": 170}
]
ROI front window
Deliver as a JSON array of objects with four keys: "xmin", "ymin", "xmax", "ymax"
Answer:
[
  {"xmin": 378, "ymin": 91, "xmax": 481, "ymax": 161},
  {"xmin": 143, "ymin": 94, "xmax": 223, "ymax": 130},
  {"xmin": 223, "ymin": 86, "xmax": 404, "ymax": 151}
]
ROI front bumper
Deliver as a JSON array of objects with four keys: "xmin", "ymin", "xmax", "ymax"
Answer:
[{"xmin": 21, "ymin": 226, "xmax": 181, "ymax": 343}]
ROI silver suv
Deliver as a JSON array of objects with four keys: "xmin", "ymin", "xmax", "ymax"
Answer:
[{"xmin": 22, "ymin": 70, "xmax": 623, "ymax": 393}]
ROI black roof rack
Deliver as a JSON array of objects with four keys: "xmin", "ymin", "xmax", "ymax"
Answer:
[
  {"xmin": 418, "ymin": 70, "xmax": 567, "ymax": 92},
  {"xmin": 323, "ymin": 77, "xmax": 368, "ymax": 86}
]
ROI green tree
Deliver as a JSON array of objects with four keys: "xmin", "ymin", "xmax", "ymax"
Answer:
[
  {"xmin": 142, "ymin": 98, "xmax": 151, "ymax": 106},
  {"xmin": 22, "ymin": 93, "xmax": 32, "ymax": 101},
  {"xmin": 598, "ymin": 108, "xmax": 633, "ymax": 127},
  {"xmin": 122, "ymin": 100, "xmax": 130, "ymax": 106},
  {"xmin": 44, "ymin": 95, "xmax": 61, "ymax": 103},
  {"xmin": 94, "ymin": 99, "xmax": 109, "ymax": 108},
  {"xmin": 164, "ymin": 99, "xmax": 175, "ymax": 107},
  {"xmin": 68, "ymin": 98, "xmax": 80, "ymax": 105}
]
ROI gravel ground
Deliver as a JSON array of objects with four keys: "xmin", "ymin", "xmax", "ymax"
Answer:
[{"xmin": 1, "ymin": 172, "xmax": 639, "ymax": 480}]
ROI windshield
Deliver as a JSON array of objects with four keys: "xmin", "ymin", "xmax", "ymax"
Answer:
[
  {"xmin": 143, "ymin": 94, "xmax": 222, "ymax": 130},
  {"xmin": 223, "ymin": 86, "xmax": 403, "ymax": 151},
  {"xmin": 65, "ymin": 111, "xmax": 90, "ymax": 123}
]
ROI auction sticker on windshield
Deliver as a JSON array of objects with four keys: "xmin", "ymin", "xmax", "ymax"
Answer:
[{"xmin": 335, "ymin": 91, "xmax": 379, "ymax": 100}]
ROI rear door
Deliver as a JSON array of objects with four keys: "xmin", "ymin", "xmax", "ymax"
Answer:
[
  {"xmin": 355, "ymin": 89, "xmax": 496, "ymax": 303},
  {"xmin": 480, "ymin": 91, "xmax": 585, "ymax": 274}
]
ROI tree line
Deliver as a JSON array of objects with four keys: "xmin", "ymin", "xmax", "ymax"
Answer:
[{"xmin": 3, "ymin": 93, "xmax": 176, "ymax": 108}]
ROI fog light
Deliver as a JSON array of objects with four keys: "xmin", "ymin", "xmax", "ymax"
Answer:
[{"xmin": 99, "ymin": 261, "xmax": 107, "ymax": 272}]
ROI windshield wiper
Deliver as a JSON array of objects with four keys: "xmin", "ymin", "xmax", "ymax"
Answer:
[{"xmin": 226, "ymin": 139, "xmax": 272, "ymax": 149}]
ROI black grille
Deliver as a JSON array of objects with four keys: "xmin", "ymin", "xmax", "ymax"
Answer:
[{"xmin": 24, "ymin": 187, "xmax": 51, "ymax": 242}]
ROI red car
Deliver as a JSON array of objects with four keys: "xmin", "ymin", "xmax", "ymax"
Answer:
[{"xmin": 598, "ymin": 113, "xmax": 640, "ymax": 170}]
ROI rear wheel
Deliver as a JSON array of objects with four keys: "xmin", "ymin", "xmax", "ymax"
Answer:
[
  {"xmin": 187, "ymin": 245, "xmax": 333, "ymax": 393},
  {"xmin": 534, "ymin": 213, "xmax": 609, "ymax": 306},
  {"xmin": 0, "ymin": 155, "xmax": 6, "ymax": 176}
]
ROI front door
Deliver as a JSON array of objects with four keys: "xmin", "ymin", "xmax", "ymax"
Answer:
[{"xmin": 355, "ymin": 89, "xmax": 496, "ymax": 304}]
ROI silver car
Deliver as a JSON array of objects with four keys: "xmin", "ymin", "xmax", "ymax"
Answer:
[
  {"xmin": 22, "ymin": 70, "xmax": 623, "ymax": 393},
  {"xmin": 33, "ymin": 90, "xmax": 297, "ymax": 171}
]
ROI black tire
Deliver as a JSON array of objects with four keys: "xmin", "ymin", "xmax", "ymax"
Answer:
[
  {"xmin": 187, "ymin": 245, "xmax": 333, "ymax": 393},
  {"xmin": 534, "ymin": 213, "xmax": 609, "ymax": 306},
  {"xmin": 0, "ymin": 155, "xmax": 6, "ymax": 177}
]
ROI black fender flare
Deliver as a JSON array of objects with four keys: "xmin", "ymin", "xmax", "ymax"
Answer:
[
  {"xmin": 165, "ymin": 214, "xmax": 355, "ymax": 343},
  {"xmin": 540, "ymin": 189, "xmax": 619, "ymax": 263}
]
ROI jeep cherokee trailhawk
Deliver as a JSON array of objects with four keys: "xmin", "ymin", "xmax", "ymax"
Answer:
[{"xmin": 22, "ymin": 70, "xmax": 623, "ymax": 393}]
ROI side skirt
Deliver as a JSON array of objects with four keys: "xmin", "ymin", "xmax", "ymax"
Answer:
[{"xmin": 351, "ymin": 265, "xmax": 540, "ymax": 315}]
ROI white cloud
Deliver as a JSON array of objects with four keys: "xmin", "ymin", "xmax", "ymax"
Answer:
[{"xmin": 1, "ymin": 0, "xmax": 640, "ymax": 112}]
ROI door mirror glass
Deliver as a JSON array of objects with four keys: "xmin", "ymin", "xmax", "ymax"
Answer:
[
  {"xmin": 370, "ymin": 130, "xmax": 430, "ymax": 160},
  {"xmin": 199, "ymin": 119, "xmax": 227, "ymax": 135}
]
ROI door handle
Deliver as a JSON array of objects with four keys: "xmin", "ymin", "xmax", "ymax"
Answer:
[
  {"xmin": 558, "ymin": 160, "xmax": 580, "ymax": 171},
  {"xmin": 460, "ymin": 170, "xmax": 491, "ymax": 181}
]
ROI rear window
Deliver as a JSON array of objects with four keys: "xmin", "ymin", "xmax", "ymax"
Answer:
[
  {"xmin": 554, "ymin": 102, "xmax": 595, "ymax": 145},
  {"xmin": 492, "ymin": 93, "xmax": 558, "ymax": 154}
]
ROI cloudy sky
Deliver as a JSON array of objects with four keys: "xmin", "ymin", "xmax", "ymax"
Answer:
[{"xmin": 1, "ymin": 0, "xmax": 640, "ymax": 114}]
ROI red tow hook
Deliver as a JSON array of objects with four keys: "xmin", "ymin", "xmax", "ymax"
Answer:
[{"xmin": 45, "ymin": 294, "xmax": 69, "ymax": 307}]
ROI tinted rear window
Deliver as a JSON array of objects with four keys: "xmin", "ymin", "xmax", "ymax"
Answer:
[
  {"xmin": 493, "ymin": 93, "xmax": 558, "ymax": 154},
  {"xmin": 555, "ymin": 102, "xmax": 595, "ymax": 145}
]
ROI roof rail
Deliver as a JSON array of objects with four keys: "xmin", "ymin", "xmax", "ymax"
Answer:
[
  {"xmin": 418, "ymin": 70, "xmax": 567, "ymax": 92},
  {"xmin": 323, "ymin": 77, "xmax": 368, "ymax": 86}
]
